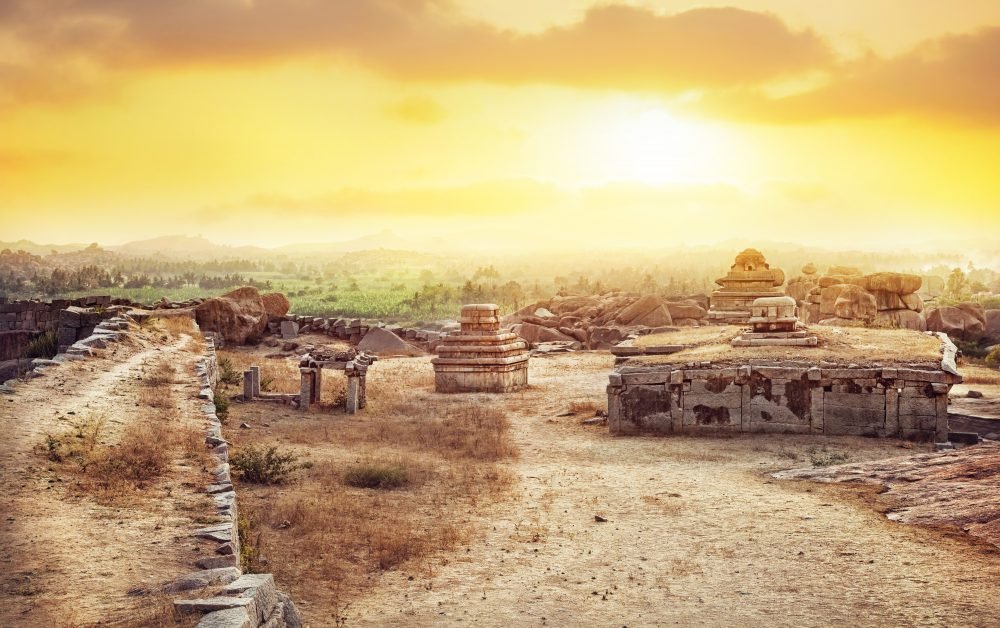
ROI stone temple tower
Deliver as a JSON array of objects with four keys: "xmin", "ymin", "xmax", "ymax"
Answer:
[{"xmin": 432, "ymin": 304, "xmax": 529, "ymax": 393}]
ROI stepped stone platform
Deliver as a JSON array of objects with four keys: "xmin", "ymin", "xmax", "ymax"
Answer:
[
  {"xmin": 731, "ymin": 296, "xmax": 818, "ymax": 347},
  {"xmin": 433, "ymin": 304, "xmax": 529, "ymax": 393}
]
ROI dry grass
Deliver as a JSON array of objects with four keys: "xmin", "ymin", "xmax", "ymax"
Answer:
[
  {"xmin": 961, "ymin": 365, "xmax": 1000, "ymax": 386},
  {"xmin": 221, "ymin": 349, "xmax": 517, "ymax": 615},
  {"xmin": 635, "ymin": 325, "xmax": 943, "ymax": 366}
]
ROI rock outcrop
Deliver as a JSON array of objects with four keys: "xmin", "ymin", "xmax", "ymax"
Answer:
[
  {"xmin": 194, "ymin": 287, "xmax": 271, "ymax": 345},
  {"xmin": 926, "ymin": 303, "xmax": 986, "ymax": 338},
  {"xmin": 357, "ymin": 326, "xmax": 420, "ymax": 355},
  {"xmin": 797, "ymin": 269, "xmax": 925, "ymax": 330}
]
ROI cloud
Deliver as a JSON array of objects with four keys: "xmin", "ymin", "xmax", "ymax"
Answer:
[
  {"xmin": 383, "ymin": 96, "xmax": 446, "ymax": 125},
  {"xmin": 704, "ymin": 27, "xmax": 1000, "ymax": 124},
  {"xmin": 0, "ymin": 2, "xmax": 830, "ymax": 105}
]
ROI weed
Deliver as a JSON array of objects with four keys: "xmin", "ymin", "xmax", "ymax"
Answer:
[
  {"xmin": 231, "ymin": 445, "xmax": 303, "ymax": 484},
  {"xmin": 214, "ymin": 391, "xmax": 230, "ymax": 423},
  {"xmin": 808, "ymin": 446, "xmax": 850, "ymax": 467},
  {"xmin": 22, "ymin": 331, "xmax": 58, "ymax": 359},
  {"xmin": 344, "ymin": 463, "xmax": 409, "ymax": 489}
]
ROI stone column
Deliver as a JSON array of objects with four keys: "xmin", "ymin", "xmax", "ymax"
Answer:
[
  {"xmin": 312, "ymin": 367, "xmax": 323, "ymax": 404},
  {"xmin": 299, "ymin": 368, "xmax": 314, "ymax": 410},
  {"xmin": 345, "ymin": 372, "xmax": 360, "ymax": 414},
  {"xmin": 243, "ymin": 370, "xmax": 254, "ymax": 401},
  {"xmin": 250, "ymin": 366, "xmax": 261, "ymax": 398}
]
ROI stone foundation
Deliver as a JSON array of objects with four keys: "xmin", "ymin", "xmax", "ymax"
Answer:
[
  {"xmin": 608, "ymin": 363, "xmax": 959, "ymax": 441},
  {"xmin": 433, "ymin": 304, "xmax": 529, "ymax": 393}
]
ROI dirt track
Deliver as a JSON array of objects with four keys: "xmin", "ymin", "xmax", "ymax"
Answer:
[
  {"xmin": 347, "ymin": 354, "xmax": 1000, "ymax": 627},
  {"xmin": 0, "ymin": 333, "xmax": 208, "ymax": 627}
]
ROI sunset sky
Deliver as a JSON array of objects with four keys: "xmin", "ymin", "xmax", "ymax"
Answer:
[{"xmin": 2, "ymin": 1, "xmax": 999, "ymax": 250}]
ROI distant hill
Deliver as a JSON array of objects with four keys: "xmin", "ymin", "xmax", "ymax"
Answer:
[
  {"xmin": 109, "ymin": 235, "xmax": 271, "ymax": 260},
  {"xmin": 0, "ymin": 239, "xmax": 90, "ymax": 255}
]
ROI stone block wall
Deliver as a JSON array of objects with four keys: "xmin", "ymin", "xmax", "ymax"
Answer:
[
  {"xmin": 608, "ymin": 363, "xmax": 958, "ymax": 441},
  {"xmin": 0, "ymin": 296, "xmax": 120, "ymax": 359}
]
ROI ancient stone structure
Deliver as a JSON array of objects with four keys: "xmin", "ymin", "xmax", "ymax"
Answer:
[
  {"xmin": 298, "ymin": 349, "xmax": 374, "ymax": 413},
  {"xmin": 708, "ymin": 249, "xmax": 785, "ymax": 323},
  {"xmin": 433, "ymin": 304, "xmax": 529, "ymax": 393},
  {"xmin": 607, "ymin": 333, "xmax": 961, "ymax": 441},
  {"xmin": 731, "ymin": 296, "xmax": 818, "ymax": 347}
]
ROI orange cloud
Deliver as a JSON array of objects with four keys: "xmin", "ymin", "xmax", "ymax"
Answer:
[{"xmin": 0, "ymin": 2, "xmax": 829, "ymax": 104}]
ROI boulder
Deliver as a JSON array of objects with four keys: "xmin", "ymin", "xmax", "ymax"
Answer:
[
  {"xmin": 786, "ymin": 276, "xmax": 819, "ymax": 303},
  {"xmin": 833, "ymin": 284, "xmax": 877, "ymax": 321},
  {"xmin": 514, "ymin": 322, "xmax": 577, "ymax": 346},
  {"xmin": 802, "ymin": 262, "xmax": 818, "ymax": 275},
  {"xmin": 858, "ymin": 272, "xmax": 921, "ymax": 295},
  {"xmin": 590, "ymin": 326, "xmax": 626, "ymax": 350},
  {"xmin": 194, "ymin": 287, "xmax": 269, "ymax": 345},
  {"xmin": 986, "ymin": 310, "xmax": 1000, "ymax": 338},
  {"xmin": 956, "ymin": 302, "xmax": 987, "ymax": 327},
  {"xmin": 261, "ymin": 292, "xmax": 291, "ymax": 319},
  {"xmin": 875, "ymin": 309, "xmax": 927, "ymax": 331},
  {"xmin": 819, "ymin": 284, "xmax": 852, "ymax": 316},
  {"xmin": 819, "ymin": 275, "xmax": 857, "ymax": 289},
  {"xmin": 549, "ymin": 296, "xmax": 600, "ymax": 315},
  {"xmin": 870, "ymin": 289, "xmax": 907, "ymax": 311},
  {"xmin": 615, "ymin": 295, "xmax": 674, "ymax": 327},
  {"xmin": 358, "ymin": 327, "xmax": 420, "ymax": 355},
  {"xmin": 926, "ymin": 305, "xmax": 986, "ymax": 338},
  {"xmin": 901, "ymin": 293, "xmax": 924, "ymax": 313},
  {"xmin": 534, "ymin": 307, "xmax": 555, "ymax": 318},
  {"xmin": 665, "ymin": 300, "xmax": 706, "ymax": 321}
]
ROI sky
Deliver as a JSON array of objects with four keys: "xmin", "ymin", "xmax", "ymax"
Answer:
[{"xmin": 1, "ymin": 0, "xmax": 999, "ymax": 250}]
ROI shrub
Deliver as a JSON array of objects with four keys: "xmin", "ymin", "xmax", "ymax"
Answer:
[
  {"xmin": 985, "ymin": 346, "xmax": 1000, "ymax": 369},
  {"xmin": 808, "ymin": 446, "xmax": 850, "ymax": 467},
  {"xmin": 231, "ymin": 445, "xmax": 302, "ymax": 484},
  {"xmin": 218, "ymin": 357, "xmax": 242, "ymax": 387},
  {"xmin": 343, "ymin": 463, "xmax": 409, "ymax": 490},
  {"xmin": 23, "ymin": 331, "xmax": 58, "ymax": 359},
  {"xmin": 214, "ymin": 391, "xmax": 230, "ymax": 423}
]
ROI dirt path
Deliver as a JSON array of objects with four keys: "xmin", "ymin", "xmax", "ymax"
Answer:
[
  {"xmin": 347, "ymin": 354, "xmax": 1000, "ymax": 627},
  {"xmin": 0, "ymin": 333, "xmax": 209, "ymax": 627}
]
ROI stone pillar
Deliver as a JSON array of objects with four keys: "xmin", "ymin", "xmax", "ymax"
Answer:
[
  {"xmin": 243, "ymin": 370, "xmax": 253, "ymax": 401},
  {"xmin": 358, "ymin": 369, "xmax": 368, "ymax": 409},
  {"xmin": 312, "ymin": 367, "xmax": 323, "ymax": 404},
  {"xmin": 346, "ymin": 372, "xmax": 360, "ymax": 414},
  {"xmin": 250, "ymin": 366, "xmax": 261, "ymax": 398},
  {"xmin": 299, "ymin": 368, "xmax": 314, "ymax": 410}
]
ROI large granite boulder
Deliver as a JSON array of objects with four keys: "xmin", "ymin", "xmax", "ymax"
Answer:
[
  {"xmin": 261, "ymin": 292, "xmax": 291, "ymax": 319},
  {"xmin": 589, "ymin": 326, "xmax": 626, "ymax": 350},
  {"xmin": 926, "ymin": 304, "xmax": 986, "ymax": 338},
  {"xmin": 987, "ymin": 310, "xmax": 1000, "ymax": 338},
  {"xmin": 615, "ymin": 295, "xmax": 674, "ymax": 327},
  {"xmin": 786, "ymin": 276, "xmax": 818, "ymax": 303},
  {"xmin": 194, "ymin": 287, "xmax": 270, "ymax": 345},
  {"xmin": 833, "ymin": 285, "xmax": 877, "ymax": 321},
  {"xmin": 901, "ymin": 293, "xmax": 924, "ymax": 312},
  {"xmin": 819, "ymin": 284, "xmax": 852, "ymax": 316},
  {"xmin": 514, "ymin": 322, "xmax": 577, "ymax": 346},
  {"xmin": 858, "ymin": 272, "xmax": 921, "ymax": 295},
  {"xmin": 665, "ymin": 300, "xmax": 706, "ymax": 321},
  {"xmin": 549, "ymin": 295, "xmax": 600, "ymax": 315},
  {"xmin": 875, "ymin": 309, "xmax": 927, "ymax": 331}
]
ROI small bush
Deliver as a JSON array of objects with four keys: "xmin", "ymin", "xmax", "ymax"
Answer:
[
  {"xmin": 23, "ymin": 331, "xmax": 58, "ymax": 359},
  {"xmin": 808, "ymin": 446, "xmax": 850, "ymax": 467},
  {"xmin": 218, "ymin": 357, "xmax": 243, "ymax": 387},
  {"xmin": 214, "ymin": 391, "xmax": 230, "ymax": 423},
  {"xmin": 231, "ymin": 445, "xmax": 302, "ymax": 484},
  {"xmin": 985, "ymin": 347, "xmax": 1000, "ymax": 369},
  {"xmin": 955, "ymin": 339, "xmax": 988, "ymax": 359},
  {"xmin": 344, "ymin": 463, "xmax": 409, "ymax": 490}
]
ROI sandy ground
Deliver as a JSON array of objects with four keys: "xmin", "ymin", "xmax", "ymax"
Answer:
[
  {"xmin": 342, "ymin": 353, "xmax": 1000, "ymax": 627},
  {"xmin": 0, "ymin": 331, "xmax": 211, "ymax": 627}
]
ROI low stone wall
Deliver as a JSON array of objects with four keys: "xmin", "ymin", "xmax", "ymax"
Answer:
[
  {"xmin": 0, "ymin": 296, "xmax": 123, "ymax": 360},
  {"xmin": 608, "ymin": 361, "xmax": 960, "ymax": 441}
]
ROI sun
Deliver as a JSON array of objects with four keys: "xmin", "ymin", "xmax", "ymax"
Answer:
[{"xmin": 593, "ymin": 108, "xmax": 724, "ymax": 185}]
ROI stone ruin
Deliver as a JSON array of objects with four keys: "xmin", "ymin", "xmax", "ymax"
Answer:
[
  {"xmin": 239, "ymin": 349, "xmax": 375, "ymax": 413},
  {"xmin": 731, "ymin": 296, "xmax": 818, "ymax": 347},
  {"xmin": 707, "ymin": 248, "xmax": 785, "ymax": 324},
  {"xmin": 607, "ymin": 332, "xmax": 962, "ymax": 441},
  {"xmin": 433, "ymin": 304, "xmax": 529, "ymax": 393}
]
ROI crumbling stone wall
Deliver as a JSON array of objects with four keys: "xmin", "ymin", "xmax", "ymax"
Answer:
[
  {"xmin": 0, "ymin": 296, "xmax": 121, "ymax": 359},
  {"xmin": 608, "ymin": 363, "xmax": 957, "ymax": 441}
]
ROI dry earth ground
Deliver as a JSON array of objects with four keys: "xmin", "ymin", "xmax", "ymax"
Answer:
[
  {"xmin": 224, "ymin": 348, "xmax": 1000, "ymax": 627},
  {"xmin": 0, "ymin": 321, "xmax": 214, "ymax": 627}
]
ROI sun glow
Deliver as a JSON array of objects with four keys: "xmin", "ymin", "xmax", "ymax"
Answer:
[{"xmin": 593, "ymin": 108, "xmax": 727, "ymax": 185}]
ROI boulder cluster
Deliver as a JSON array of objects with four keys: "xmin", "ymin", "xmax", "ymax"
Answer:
[
  {"xmin": 194, "ymin": 287, "xmax": 291, "ymax": 345},
  {"xmin": 790, "ymin": 265, "xmax": 926, "ymax": 330},
  {"xmin": 505, "ymin": 293, "xmax": 708, "ymax": 349}
]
